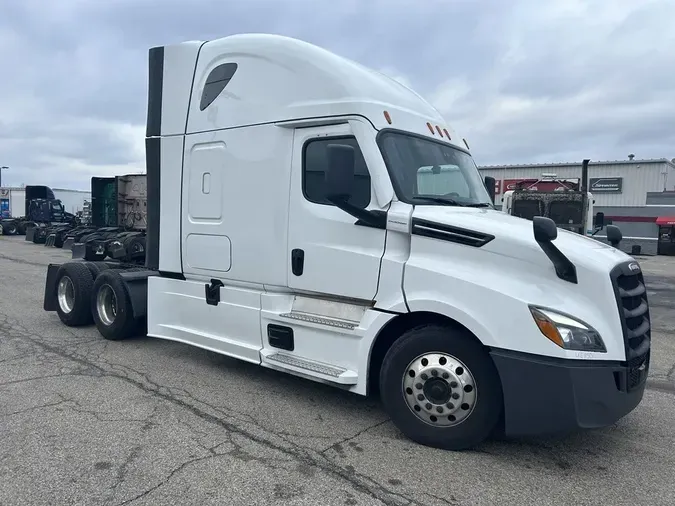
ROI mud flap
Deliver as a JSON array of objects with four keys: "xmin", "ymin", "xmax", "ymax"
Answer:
[
  {"xmin": 71, "ymin": 243, "xmax": 86, "ymax": 259},
  {"xmin": 43, "ymin": 263, "xmax": 62, "ymax": 311},
  {"xmin": 108, "ymin": 241, "xmax": 127, "ymax": 259},
  {"xmin": 63, "ymin": 237, "xmax": 75, "ymax": 250},
  {"xmin": 25, "ymin": 227, "xmax": 36, "ymax": 242}
]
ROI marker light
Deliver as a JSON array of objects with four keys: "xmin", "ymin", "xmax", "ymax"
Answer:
[
  {"xmin": 436, "ymin": 125, "xmax": 443, "ymax": 136},
  {"xmin": 529, "ymin": 307, "xmax": 606, "ymax": 352},
  {"xmin": 427, "ymin": 122, "xmax": 435, "ymax": 134},
  {"xmin": 443, "ymin": 128, "xmax": 451, "ymax": 140},
  {"xmin": 383, "ymin": 110, "xmax": 392, "ymax": 124}
]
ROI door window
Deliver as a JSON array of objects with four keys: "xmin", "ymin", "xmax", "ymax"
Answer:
[{"xmin": 302, "ymin": 136, "xmax": 371, "ymax": 209}]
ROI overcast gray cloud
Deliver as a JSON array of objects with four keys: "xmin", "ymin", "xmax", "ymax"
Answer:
[{"xmin": 0, "ymin": 0, "xmax": 673, "ymax": 190}]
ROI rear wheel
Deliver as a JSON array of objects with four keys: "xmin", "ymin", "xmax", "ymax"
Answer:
[
  {"xmin": 54, "ymin": 262, "xmax": 95, "ymax": 326},
  {"xmin": 2, "ymin": 222, "xmax": 17, "ymax": 235},
  {"xmin": 91, "ymin": 270, "xmax": 142, "ymax": 341},
  {"xmin": 379, "ymin": 324, "xmax": 503, "ymax": 451},
  {"xmin": 84, "ymin": 261, "xmax": 112, "ymax": 278}
]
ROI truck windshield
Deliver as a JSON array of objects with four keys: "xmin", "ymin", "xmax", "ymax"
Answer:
[{"xmin": 377, "ymin": 131, "xmax": 492, "ymax": 207}]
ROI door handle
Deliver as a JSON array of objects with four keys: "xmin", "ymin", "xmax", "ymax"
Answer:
[{"xmin": 291, "ymin": 249, "xmax": 304, "ymax": 276}]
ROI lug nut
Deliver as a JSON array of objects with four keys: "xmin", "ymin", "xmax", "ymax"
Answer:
[
  {"xmin": 442, "ymin": 372, "xmax": 449, "ymax": 379},
  {"xmin": 417, "ymin": 394, "xmax": 425, "ymax": 401},
  {"xmin": 450, "ymin": 381, "xmax": 458, "ymax": 388},
  {"xmin": 425, "ymin": 403, "xmax": 432, "ymax": 410},
  {"xmin": 421, "ymin": 373, "xmax": 428, "ymax": 380},
  {"xmin": 415, "ymin": 383, "xmax": 423, "ymax": 390},
  {"xmin": 431, "ymin": 369, "xmax": 438, "ymax": 377},
  {"xmin": 446, "ymin": 402, "xmax": 454, "ymax": 409},
  {"xmin": 436, "ymin": 406, "xmax": 443, "ymax": 413},
  {"xmin": 452, "ymin": 393, "xmax": 460, "ymax": 400}
]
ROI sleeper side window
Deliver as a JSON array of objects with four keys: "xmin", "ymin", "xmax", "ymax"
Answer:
[
  {"xmin": 200, "ymin": 63, "xmax": 238, "ymax": 111},
  {"xmin": 302, "ymin": 136, "xmax": 371, "ymax": 209}
]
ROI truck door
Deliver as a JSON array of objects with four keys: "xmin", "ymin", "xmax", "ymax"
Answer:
[{"xmin": 287, "ymin": 123, "xmax": 386, "ymax": 301}]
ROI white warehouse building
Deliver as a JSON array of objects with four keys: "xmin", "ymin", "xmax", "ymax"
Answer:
[{"xmin": 478, "ymin": 158, "xmax": 675, "ymax": 207}]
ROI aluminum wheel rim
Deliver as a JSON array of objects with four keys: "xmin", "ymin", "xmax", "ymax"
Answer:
[
  {"xmin": 402, "ymin": 352, "xmax": 477, "ymax": 427},
  {"xmin": 96, "ymin": 284, "xmax": 117, "ymax": 326},
  {"xmin": 57, "ymin": 276, "xmax": 75, "ymax": 314}
]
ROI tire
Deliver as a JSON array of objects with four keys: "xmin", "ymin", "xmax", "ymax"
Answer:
[
  {"xmin": 17, "ymin": 222, "xmax": 28, "ymax": 235},
  {"xmin": 54, "ymin": 262, "xmax": 95, "ymax": 326},
  {"xmin": 123, "ymin": 236, "xmax": 146, "ymax": 260},
  {"xmin": 379, "ymin": 324, "xmax": 503, "ymax": 451},
  {"xmin": 91, "ymin": 269, "xmax": 142, "ymax": 341},
  {"xmin": 84, "ymin": 261, "xmax": 112, "ymax": 278},
  {"xmin": 2, "ymin": 222, "xmax": 17, "ymax": 235}
]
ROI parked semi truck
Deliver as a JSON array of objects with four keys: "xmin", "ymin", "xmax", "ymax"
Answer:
[
  {"xmin": 0, "ymin": 185, "xmax": 76, "ymax": 237},
  {"xmin": 500, "ymin": 159, "xmax": 621, "ymax": 244},
  {"xmin": 54, "ymin": 174, "xmax": 147, "ymax": 263},
  {"xmin": 42, "ymin": 34, "xmax": 650, "ymax": 450}
]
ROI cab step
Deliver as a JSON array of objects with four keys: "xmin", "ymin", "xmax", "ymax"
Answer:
[
  {"xmin": 261, "ymin": 350, "xmax": 358, "ymax": 385},
  {"xmin": 279, "ymin": 311, "xmax": 358, "ymax": 330}
]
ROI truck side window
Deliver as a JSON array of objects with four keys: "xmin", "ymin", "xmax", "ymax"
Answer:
[
  {"xmin": 200, "ymin": 63, "xmax": 238, "ymax": 111},
  {"xmin": 302, "ymin": 136, "xmax": 371, "ymax": 209}
]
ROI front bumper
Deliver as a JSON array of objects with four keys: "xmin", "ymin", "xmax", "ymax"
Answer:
[{"xmin": 490, "ymin": 348, "xmax": 649, "ymax": 437}]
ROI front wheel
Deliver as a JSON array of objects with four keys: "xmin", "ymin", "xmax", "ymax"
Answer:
[{"xmin": 379, "ymin": 324, "xmax": 503, "ymax": 451}]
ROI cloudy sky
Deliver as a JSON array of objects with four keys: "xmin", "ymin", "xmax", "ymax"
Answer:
[{"xmin": 1, "ymin": 0, "xmax": 673, "ymax": 190}]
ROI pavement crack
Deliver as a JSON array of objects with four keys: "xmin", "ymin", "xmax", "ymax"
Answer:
[
  {"xmin": 115, "ymin": 453, "xmax": 219, "ymax": 506},
  {"xmin": 0, "ymin": 397, "xmax": 70, "ymax": 419},
  {"xmin": 14, "ymin": 332, "xmax": 421, "ymax": 506},
  {"xmin": 667, "ymin": 362, "xmax": 675, "ymax": 379},
  {"xmin": 321, "ymin": 419, "xmax": 391, "ymax": 454}
]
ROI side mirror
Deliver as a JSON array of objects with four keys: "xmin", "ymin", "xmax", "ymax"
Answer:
[
  {"xmin": 533, "ymin": 216, "xmax": 558, "ymax": 242},
  {"xmin": 594, "ymin": 211, "xmax": 605, "ymax": 229},
  {"xmin": 606, "ymin": 225, "xmax": 622, "ymax": 248},
  {"xmin": 484, "ymin": 176, "xmax": 496, "ymax": 203},
  {"xmin": 325, "ymin": 144, "xmax": 355, "ymax": 203}
]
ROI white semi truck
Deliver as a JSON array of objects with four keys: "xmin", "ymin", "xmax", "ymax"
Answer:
[{"xmin": 43, "ymin": 34, "xmax": 650, "ymax": 450}]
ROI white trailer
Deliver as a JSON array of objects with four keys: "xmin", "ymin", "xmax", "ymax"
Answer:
[
  {"xmin": 42, "ymin": 34, "xmax": 650, "ymax": 450},
  {"xmin": 52, "ymin": 188, "xmax": 92, "ymax": 215}
]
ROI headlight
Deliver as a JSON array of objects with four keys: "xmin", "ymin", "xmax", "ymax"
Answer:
[{"xmin": 529, "ymin": 306, "xmax": 606, "ymax": 353}]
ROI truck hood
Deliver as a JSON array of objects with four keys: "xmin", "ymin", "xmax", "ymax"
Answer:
[{"xmin": 412, "ymin": 206, "xmax": 631, "ymax": 271}]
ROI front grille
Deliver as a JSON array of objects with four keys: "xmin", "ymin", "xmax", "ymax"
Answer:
[{"xmin": 610, "ymin": 261, "xmax": 651, "ymax": 390}]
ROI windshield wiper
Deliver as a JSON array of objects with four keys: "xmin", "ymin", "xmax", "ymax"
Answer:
[{"xmin": 463, "ymin": 202, "xmax": 492, "ymax": 208}]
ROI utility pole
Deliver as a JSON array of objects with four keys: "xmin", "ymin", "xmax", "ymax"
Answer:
[{"xmin": 0, "ymin": 166, "xmax": 8, "ymax": 188}]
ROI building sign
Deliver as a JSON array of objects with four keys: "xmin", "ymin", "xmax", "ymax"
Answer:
[
  {"xmin": 501, "ymin": 178, "xmax": 579, "ymax": 194},
  {"xmin": 590, "ymin": 177, "xmax": 622, "ymax": 193}
]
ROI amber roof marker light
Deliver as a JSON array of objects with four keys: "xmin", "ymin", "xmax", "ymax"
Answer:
[{"xmin": 383, "ymin": 110, "xmax": 392, "ymax": 124}]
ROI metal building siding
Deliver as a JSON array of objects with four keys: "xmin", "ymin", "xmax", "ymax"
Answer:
[{"xmin": 479, "ymin": 160, "xmax": 675, "ymax": 207}]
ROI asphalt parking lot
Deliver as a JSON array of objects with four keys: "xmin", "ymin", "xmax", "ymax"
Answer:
[{"xmin": 1, "ymin": 236, "xmax": 674, "ymax": 506}]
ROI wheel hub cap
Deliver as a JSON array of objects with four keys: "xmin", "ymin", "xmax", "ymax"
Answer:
[
  {"xmin": 402, "ymin": 352, "xmax": 477, "ymax": 427},
  {"xmin": 57, "ymin": 276, "xmax": 75, "ymax": 314},
  {"xmin": 96, "ymin": 284, "xmax": 118, "ymax": 326}
]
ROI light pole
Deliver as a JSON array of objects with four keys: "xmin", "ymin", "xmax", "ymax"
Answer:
[{"xmin": 0, "ymin": 166, "xmax": 8, "ymax": 188}]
